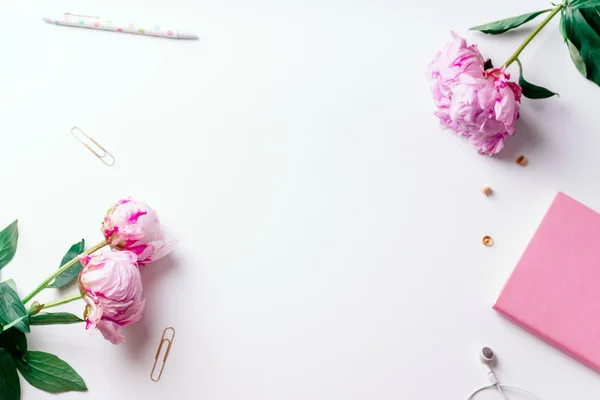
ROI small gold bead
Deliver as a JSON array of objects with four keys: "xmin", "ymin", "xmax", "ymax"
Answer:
[
  {"xmin": 516, "ymin": 155, "xmax": 528, "ymax": 166},
  {"xmin": 481, "ymin": 186, "xmax": 492, "ymax": 197},
  {"xmin": 482, "ymin": 236, "xmax": 494, "ymax": 247}
]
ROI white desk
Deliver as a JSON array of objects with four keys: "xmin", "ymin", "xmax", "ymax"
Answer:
[{"xmin": 1, "ymin": 0, "xmax": 599, "ymax": 398}]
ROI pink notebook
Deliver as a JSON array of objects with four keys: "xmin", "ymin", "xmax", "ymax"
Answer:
[{"xmin": 495, "ymin": 192, "xmax": 600, "ymax": 371}]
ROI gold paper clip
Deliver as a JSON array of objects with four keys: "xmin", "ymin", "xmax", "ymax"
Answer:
[
  {"xmin": 151, "ymin": 327, "xmax": 175, "ymax": 382},
  {"xmin": 71, "ymin": 127, "xmax": 115, "ymax": 166}
]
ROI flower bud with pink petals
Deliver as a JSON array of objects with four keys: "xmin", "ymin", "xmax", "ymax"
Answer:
[
  {"xmin": 102, "ymin": 198, "xmax": 174, "ymax": 264},
  {"xmin": 78, "ymin": 249, "xmax": 145, "ymax": 344}
]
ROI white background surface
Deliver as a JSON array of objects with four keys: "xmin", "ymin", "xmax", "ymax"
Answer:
[{"xmin": 1, "ymin": 0, "xmax": 600, "ymax": 398}]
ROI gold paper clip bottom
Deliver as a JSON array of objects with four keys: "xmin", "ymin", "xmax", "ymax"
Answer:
[
  {"xmin": 151, "ymin": 327, "xmax": 175, "ymax": 382},
  {"xmin": 71, "ymin": 126, "xmax": 115, "ymax": 166}
]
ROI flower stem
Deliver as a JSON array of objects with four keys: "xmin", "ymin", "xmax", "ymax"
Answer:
[
  {"xmin": 503, "ymin": 3, "xmax": 565, "ymax": 68},
  {"xmin": 40, "ymin": 294, "xmax": 83, "ymax": 311},
  {"xmin": 22, "ymin": 239, "xmax": 108, "ymax": 304}
]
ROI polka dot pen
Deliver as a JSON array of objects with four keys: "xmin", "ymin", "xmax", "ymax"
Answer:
[{"xmin": 43, "ymin": 12, "xmax": 198, "ymax": 40}]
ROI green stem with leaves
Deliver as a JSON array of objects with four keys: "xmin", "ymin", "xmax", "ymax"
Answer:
[
  {"xmin": 504, "ymin": 3, "xmax": 565, "ymax": 68},
  {"xmin": 22, "ymin": 240, "xmax": 108, "ymax": 304}
]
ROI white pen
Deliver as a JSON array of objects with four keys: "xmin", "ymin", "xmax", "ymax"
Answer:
[{"xmin": 43, "ymin": 13, "xmax": 198, "ymax": 40}]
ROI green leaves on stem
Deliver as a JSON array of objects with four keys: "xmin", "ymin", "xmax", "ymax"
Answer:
[
  {"xmin": 471, "ymin": 1, "xmax": 600, "ymax": 88},
  {"xmin": 0, "ymin": 220, "xmax": 91, "ymax": 398},
  {"xmin": 48, "ymin": 239, "xmax": 85, "ymax": 289},
  {"xmin": 0, "ymin": 315, "xmax": 87, "ymax": 397},
  {"xmin": 470, "ymin": 9, "xmax": 552, "ymax": 34},
  {"xmin": 561, "ymin": 1, "xmax": 600, "ymax": 86},
  {"xmin": 516, "ymin": 59, "xmax": 558, "ymax": 99}
]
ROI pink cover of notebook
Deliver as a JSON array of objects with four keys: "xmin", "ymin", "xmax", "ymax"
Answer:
[{"xmin": 494, "ymin": 192, "xmax": 600, "ymax": 371}]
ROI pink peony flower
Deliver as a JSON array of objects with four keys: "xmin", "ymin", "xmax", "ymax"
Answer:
[
  {"xmin": 102, "ymin": 198, "xmax": 174, "ymax": 264},
  {"xmin": 429, "ymin": 33, "xmax": 522, "ymax": 155},
  {"xmin": 78, "ymin": 250, "xmax": 145, "ymax": 344}
]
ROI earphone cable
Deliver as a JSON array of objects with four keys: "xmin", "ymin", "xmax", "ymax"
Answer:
[{"xmin": 466, "ymin": 384, "xmax": 542, "ymax": 400}]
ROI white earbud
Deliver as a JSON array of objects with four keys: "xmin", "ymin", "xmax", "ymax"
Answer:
[
  {"xmin": 467, "ymin": 347, "xmax": 539, "ymax": 400},
  {"xmin": 479, "ymin": 347, "xmax": 499, "ymax": 385}
]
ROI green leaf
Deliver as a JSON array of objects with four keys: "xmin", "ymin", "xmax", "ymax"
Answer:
[
  {"xmin": 30, "ymin": 312, "xmax": 83, "ymax": 325},
  {"xmin": 48, "ymin": 239, "xmax": 85, "ymax": 289},
  {"xmin": 0, "ymin": 282, "xmax": 29, "ymax": 333},
  {"xmin": 0, "ymin": 349, "xmax": 20, "ymax": 400},
  {"xmin": 2, "ymin": 280, "xmax": 16, "ymax": 293},
  {"xmin": 15, "ymin": 351, "xmax": 87, "ymax": 393},
  {"xmin": 569, "ymin": 0, "xmax": 600, "ymax": 10},
  {"xmin": 1, "ymin": 316, "xmax": 26, "ymax": 332},
  {"xmin": 562, "ymin": 6, "xmax": 600, "ymax": 86},
  {"xmin": 470, "ymin": 9, "xmax": 551, "ymax": 34},
  {"xmin": 0, "ymin": 220, "xmax": 18, "ymax": 270},
  {"xmin": 516, "ymin": 59, "xmax": 558, "ymax": 99},
  {"xmin": 567, "ymin": 38, "xmax": 588, "ymax": 76},
  {"xmin": 560, "ymin": 10, "xmax": 568, "ymax": 40},
  {"xmin": 0, "ymin": 328, "xmax": 27, "ymax": 356}
]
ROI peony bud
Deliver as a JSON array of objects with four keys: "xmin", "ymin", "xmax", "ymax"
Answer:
[
  {"xmin": 102, "ymin": 198, "xmax": 174, "ymax": 264},
  {"xmin": 78, "ymin": 250, "xmax": 145, "ymax": 344}
]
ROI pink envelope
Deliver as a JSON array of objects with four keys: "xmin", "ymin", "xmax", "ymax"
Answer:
[{"xmin": 495, "ymin": 192, "xmax": 600, "ymax": 371}]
